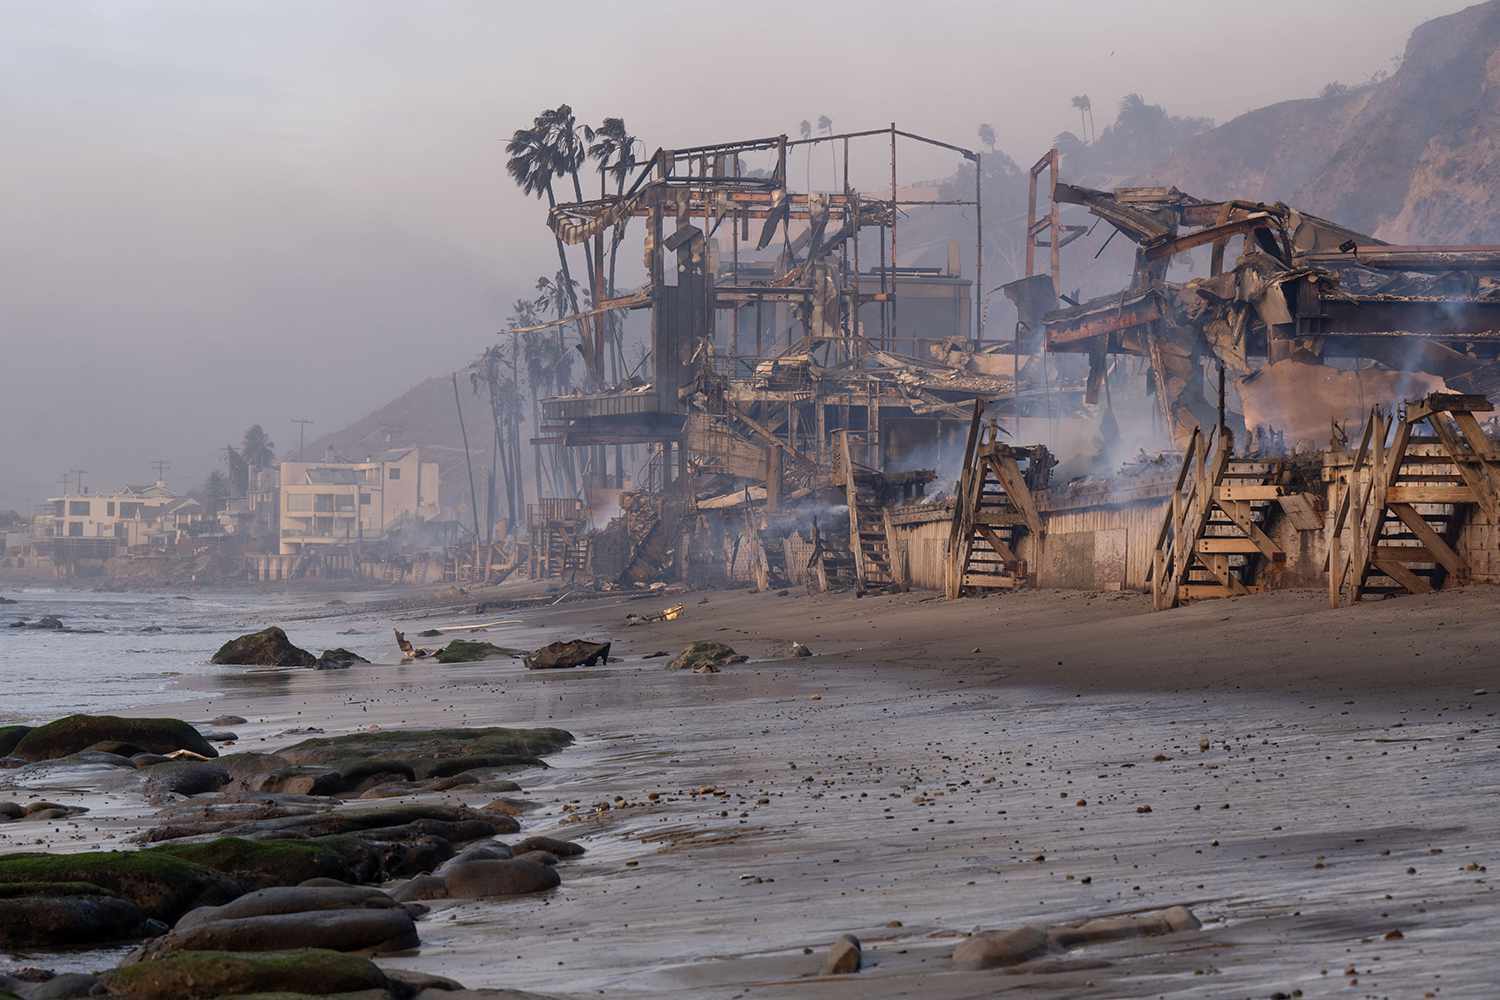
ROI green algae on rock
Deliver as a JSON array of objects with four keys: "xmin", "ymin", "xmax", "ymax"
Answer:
[
  {"xmin": 211, "ymin": 627, "xmax": 318, "ymax": 667},
  {"xmin": 0, "ymin": 849, "xmax": 239, "ymax": 922},
  {"xmin": 277, "ymin": 726, "xmax": 573, "ymax": 774},
  {"xmin": 100, "ymin": 949, "xmax": 390, "ymax": 999},
  {"xmin": 11, "ymin": 714, "xmax": 217, "ymax": 762},
  {"xmin": 433, "ymin": 639, "xmax": 525, "ymax": 663}
]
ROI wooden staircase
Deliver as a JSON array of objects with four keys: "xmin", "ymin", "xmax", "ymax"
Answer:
[
  {"xmin": 945, "ymin": 407, "xmax": 1048, "ymax": 599},
  {"xmin": 807, "ymin": 515, "xmax": 858, "ymax": 592},
  {"xmin": 838, "ymin": 430, "xmax": 897, "ymax": 593},
  {"xmin": 1151, "ymin": 425, "xmax": 1292, "ymax": 609},
  {"xmin": 1327, "ymin": 393, "xmax": 1500, "ymax": 606}
]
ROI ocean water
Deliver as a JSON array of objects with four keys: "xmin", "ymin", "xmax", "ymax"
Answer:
[{"xmin": 0, "ymin": 585, "xmax": 408, "ymax": 723}]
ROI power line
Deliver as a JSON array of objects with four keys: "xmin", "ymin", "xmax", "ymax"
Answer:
[{"xmin": 292, "ymin": 418, "xmax": 315, "ymax": 461}]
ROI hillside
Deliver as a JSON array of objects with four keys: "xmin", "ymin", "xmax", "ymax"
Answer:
[{"xmin": 1145, "ymin": 0, "xmax": 1500, "ymax": 241}]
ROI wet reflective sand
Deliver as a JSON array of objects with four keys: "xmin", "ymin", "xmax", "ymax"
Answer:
[{"xmin": 4, "ymin": 585, "xmax": 1497, "ymax": 997}]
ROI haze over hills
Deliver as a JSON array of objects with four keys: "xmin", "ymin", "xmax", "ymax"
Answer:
[
  {"xmin": 296, "ymin": 2, "xmax": 1500, "ymax": 510},
  {"xmin": 1143, "ymin": 0, "xmax": 1500, "ymax": 242}
]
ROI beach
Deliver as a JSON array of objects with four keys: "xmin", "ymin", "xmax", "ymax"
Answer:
[{"xmin": 3, "ymin": 581, "xmax": 1498, "ymax": 997}]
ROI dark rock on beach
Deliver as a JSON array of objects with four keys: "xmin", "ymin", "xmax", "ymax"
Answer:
[
  {"xmin": 524, "ymin": 639, "xmax": 610, "ymax": 670},
  {"xmin": 0, "ymin": 726, "xmax": 31, "ymax": 757},
  {"xmin": 434, "ymin": 639, "xmax": 525, "ymax": 664},
  {"xmin": 667, "ymin": 641, "xmax": 748, "ymax": 671},
  {"xmin": 0, "ymin": 849, "xmax": 240, "ymax": 923},
  {"xmin": 315, "ymin": 647, "xmax": 371, "ymax": 670},
  {"xmin": 0, "ymin": 883, "xmax": 161, "ymax": 949},
  {"xmin": 210, "ymin": 626, "xmax": 318, "ymax": 667},
  {"xmin": 99, "ymin": 948, "xmax": 391, "ymax": 999},
  {"xmin": 11, "ymin": 715, "xmax": 217, "ymax": 762}
]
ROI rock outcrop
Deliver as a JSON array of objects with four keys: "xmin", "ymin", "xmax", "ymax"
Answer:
[
  {"xmin": 211, "ymin": 627, "xmax": 318, "ymax": 667},
  {"xmin": 11, "ymin": 715, "xmax": 217, "ymax": 762}
]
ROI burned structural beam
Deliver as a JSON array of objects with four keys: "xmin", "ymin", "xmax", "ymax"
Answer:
[
  {"xmin": 1026, "ymin": 148, "xmax": 1500, "ymax": 447},
  {"xmin": 1044, "ymin": 292, "xmax": 1164, "ymax": 351}
]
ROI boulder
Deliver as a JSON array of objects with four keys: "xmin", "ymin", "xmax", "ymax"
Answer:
[
  {"xmin": 99, "ymin": 949, "xmax": 391, "ymax": 999},
  {"xmin": 315, "ymin": 648, "xmax": 371, "ymax": 670},
  {"xmin": 523, "ymin": 640, "xmax": 610, "ymax": 670},
  {"xmin": 0, "ymin": 850, "xmax": 240, "ymax": 923},
  {"xmin": 510, "ymin": 851, "xmax": 559, "ymax": 868},
  {"xmin": 390, "ymin": 875, "xmax": 449, "ymax": 902},
  {"xmin": 25, "ymin": 972, "xmax": 100, "ymax": 999},
  {"xmin": 821, "ymin": 934, "xmax": 862, "ymax": 975},
  {"xmin": 951, "ymin": 925, "xmax": 1050, "ymax": 969},
  {"xmin": 435, "ymin": 640, "xmax": 525, "ymax": 664},
  {"xmin": 442, "ymin": 859, "xmax": 560, "ymax": 899},
  {"xmin": 0, "ymin": 883, "xmax": 159, "ymax": 948},
  {"xmin": 276, "ymin": 726, "xmax": 573, "ymax": 776},
  {"xmin": 211, "ymin": 715, "xmax": 249, "ymax": 727},
  {"xmin": 9, "ymin": 615, "xmax": 66, "ymax": 630},
  {"xmin": 143, "ymin": 762, "xmax": 231, "ymax": 803},
  {"xmin": 667, "ymin": 641, "xmax": 747, "ymax": 671},
  {"xmin": 148, "ymin": 906, "xmax": 418, "ymax": 957},
  {"xmin": 436, "ymin": 841, "xmax": 514, "ymax": 874},
  {"xmin": 150, "ymin": 836, "xmax": 381, "ymax": 889},
  {"xmin": 12, "ymin": 714, "xmax": 217, "ymax": 762},
  {"xmin": 510, "ymin": 836, "xmax": 584, "ymax": 859},
  {"xmin": 211, "ymin": 627, "xmax": 318, "ymax": 667},
  {"xmin": 0, "ymin": 726, "xmax": 31, "ymax": 757},
  {"xmin": 1045, "ymin": 906, "xmax": 1200, "ymax": 949},
  {"xmin": 87, "ymin": 739, "xmax": 148, "ymax": 757}
]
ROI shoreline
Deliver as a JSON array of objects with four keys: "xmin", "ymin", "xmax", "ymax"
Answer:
[{"xmin": 4, "ymin": 583, "xmax": 1499, "ymax": 996}]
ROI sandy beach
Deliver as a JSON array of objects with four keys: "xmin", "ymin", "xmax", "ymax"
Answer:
[{"xmin": 3, "ymin": 581, "xmax": 1498, "ymax": 997}]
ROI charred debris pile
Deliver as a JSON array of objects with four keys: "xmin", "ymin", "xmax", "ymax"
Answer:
[{"xmin": 506, "ymin": 130, "xmax": 1500, "ymax": 610}]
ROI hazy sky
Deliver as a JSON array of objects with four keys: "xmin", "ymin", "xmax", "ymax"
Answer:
[{"xmin": 0, "ymin": 0, "xmax": 1470, "ymax": 510}]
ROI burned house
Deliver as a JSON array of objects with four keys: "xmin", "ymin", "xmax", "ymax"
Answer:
[
  {"xmin": 527, "ymin": 126, "xmax": 1077, "ymax": 591},
  {"xmin": 515, "ymin": 133, "xmax": 1500, "ymax": 613}
]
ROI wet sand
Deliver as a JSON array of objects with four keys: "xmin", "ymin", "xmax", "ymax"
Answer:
[{"xmin": 4, "ymin": 583, "xmax": 1498, "ymax": 997}]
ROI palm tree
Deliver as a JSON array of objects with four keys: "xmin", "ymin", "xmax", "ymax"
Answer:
[
  {"xmin": 507, "ymin": 109, "xmax": 589, "ymax": 365},
  {"xmin": 1071, "ymin": 95, "xmax": 1094, "ymax": 142},
  {"xmin": 586, "ymin": 116, "xmax": 641, "ymax": 382},
  {"xmin": 799, "ymin": 119, "xmax": 812, "ymax": 191},
  {"xmin": 978, "ymin": 123, "xmax": 997, "ymax": 152},
  {"xmin": 538, "ymin": 105, "xmax": 605, "ymax": 386},
  {"xmin": 240, "ymin": 425, "xmax": 274, "ymax": 469}
]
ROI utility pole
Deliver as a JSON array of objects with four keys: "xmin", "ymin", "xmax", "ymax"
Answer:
[
  {"xmin": 70, "ymin": 469, "xmax": 87, "ymax": 494},
  {"xmin": 292, "ymin": 418, "xmax": 314, "ymax": 461},
  {"xmin": 152, "ymin": 459, "xmax": 170, "ymax": 483}
]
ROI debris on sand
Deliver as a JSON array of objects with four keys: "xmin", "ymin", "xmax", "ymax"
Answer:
[
  {"xmin": 434, "ymin": 640, "xmax": 524, "ymax": 664},
  {"xmin": 211, "ymin": 627, "xmax": 317, "ymax": 668},
  {"xmin": 821, "ymin": 933, "xmax": 862, "ymax": 974},
  {"xmin": 667, "ymin": 641, "xmax": 747, "ymax": 672},
  {"xmin": 524, "ymin": 640, "xmax": 611, "ymax": 670},
  {"xmin": 625, "ymin": 604, "xmax": 685, "ymax": 626},
  {"xmin": 393, "ymin": 629, "xmax": 432, "ymax": 660}
]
